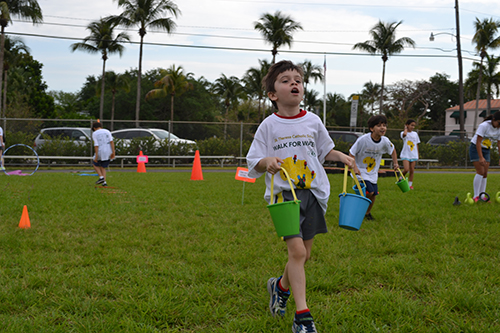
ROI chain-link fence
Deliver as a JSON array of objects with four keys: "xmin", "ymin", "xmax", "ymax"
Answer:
[{"xmin": 1, "ymin": 117, "xmax": 496, "ymax": 169}]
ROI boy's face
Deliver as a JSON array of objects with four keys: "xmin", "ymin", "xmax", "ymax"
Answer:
[
  {"xmin": 268, "ymin": 69, "xmax": 304, "ymax": 108},
  {"xmin": 370, "ymin": 122, "xmax": 387, "ymax": 137}
]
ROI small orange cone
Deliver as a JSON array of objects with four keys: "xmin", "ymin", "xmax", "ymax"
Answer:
[
  {"xmin": 191, "ymin": 150, "xmax": 203, "ymax": 180},
  {"xmin": 19, "ymin": 205, "xmax": 31, "ymax": 229},
  {"xmin": 137, "ymin": 151, "xmax": 147, "ymax": 173}
]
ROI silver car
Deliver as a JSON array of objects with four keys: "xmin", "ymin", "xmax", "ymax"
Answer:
[
  {"xmin": 34, "ymin": 127, "xmax": 91, "ymax": 150},
  {"xmin": 111, "ymin": 128, "xmax": 196, "ymax": 148}
]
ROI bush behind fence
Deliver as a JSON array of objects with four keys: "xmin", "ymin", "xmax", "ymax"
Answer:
[{"xmin": 1, "ymin": 118, "xmax": 497, "ymax": 167}]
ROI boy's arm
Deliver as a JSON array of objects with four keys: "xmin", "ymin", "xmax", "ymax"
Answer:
[
  {"xmin": 391, "ymin": 148, "xmax": 399, "ymax": 171},
  {"xmin": 325, "ymin": 149, "xmax": 356, "ymax": 171},
  {"xmin": 254, "ymin": 156, "xmax": 284, "ymax": 175},
  {"xmin": 110, "ymin": 141, "xmax": 115, "ymax": 159},
  {"xmin": 348, "ymin": 152, "xmax": 361, "ymax": 175}
]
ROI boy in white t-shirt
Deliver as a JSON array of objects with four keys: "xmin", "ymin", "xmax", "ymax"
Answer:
[
  {"xmin": 0, "ymin": 125, "xmax": 4, "ymax": 170},
  {"xmin": 246, "ymin": 60, "xmax": 355, "ymax": 333},
  {"xmin": 349, "ymin": 115, "xmax": 399, "ymax": 220},
  {"xmin": 91, "ymin": 122, "xmax": 115, "ymax": 187},
  {"xmin": 400, "ymin": 119, "xmax": 420, "ymax": 189}
]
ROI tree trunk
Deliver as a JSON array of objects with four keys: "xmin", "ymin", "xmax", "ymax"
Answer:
[
  {"xmin": 472, "ymin": 57, "xmax": 484, "ymax": 132},
  {"xmin": 111, "ymin": 91, "xmax": 116, "ymax": 131},
  {"xmin": 170, "ymin": 94, "xmax": 174, "ymax": 134},
  {"xmin": 0, "ymin": 26, "xmax": 5, "ymax": 118},
  {"xmin": 135, "ymin": 34, "xmax": 144, "ymax": 127},
  {"xmin": 3, "ymin": 69, "xmax": 7, "ymax": 115},
  {"xmin": 224, "ymin": 104, "xmax": 229, "ymax": 140},
  {"xmin": 99, "ymin": 56, "xmax": 107, "ymax": 121},
  {"xmin": 379, "ymin": 60, "xmax": 386, "ymax": 114}
]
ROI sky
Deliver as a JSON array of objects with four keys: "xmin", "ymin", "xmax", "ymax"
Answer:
[{"xmin": 7, "ymin": 0, "xmax": 500, "ymax": 102}]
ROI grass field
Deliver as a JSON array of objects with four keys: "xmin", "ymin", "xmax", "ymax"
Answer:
[{"xmin": 1, "ymin": 170, "xmax": 499, "ymax": 332}]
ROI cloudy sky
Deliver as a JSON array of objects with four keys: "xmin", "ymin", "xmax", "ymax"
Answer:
[{"xmin": 8, "ymin": 0, "xmax": 500, "ymax": 100}]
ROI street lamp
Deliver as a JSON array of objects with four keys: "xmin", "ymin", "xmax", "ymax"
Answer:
[{"xmin": 429, "ymin": 1, "xmax": 465, "ymax": 140}]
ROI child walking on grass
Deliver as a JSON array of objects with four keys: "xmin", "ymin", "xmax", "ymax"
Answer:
[
  {"xmin": 92, "ymin": 121, "xmax": 115, "ymax": 187},
  {"xmin": 349, "ymin": 115, "xmax": 399, "ymax": 220},
  {"xmin": 246, "ymin": 60, "xmax": 355, "ymax": 333},
  {"xmin": 400, "ymin": 119, "xmax": 420, "ymax": 189}
]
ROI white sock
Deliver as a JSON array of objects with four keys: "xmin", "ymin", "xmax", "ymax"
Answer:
[
  {"xmin": 473, "ymin": 174, "xmax": 482, "ymax": 198},
  {"xmin": 99, "ymin": 176, "xmax": 104, "ymax": 179},
  {"xmin": 480, "ymin": 177, "xmax": 487, "ymax": 196},
  {"xmin": 409, "ymin": 181, "xmax": 413, "ymax": 186}
]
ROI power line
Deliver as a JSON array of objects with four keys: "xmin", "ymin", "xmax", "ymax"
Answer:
[{"xmin": 7, "ymin": 30, "xmax": 479, "ymax": 62}]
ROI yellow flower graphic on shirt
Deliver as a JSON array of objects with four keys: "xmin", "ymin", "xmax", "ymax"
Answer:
[
  {"xmin": 482, "ymin": 138, "xmax": 492, "ymax": 149},
  {"xmin": 363, "ymin": 156, "xmax": 376, "ymax": 172},
  {"xmin": 280, "ymin": 156, "xmax": 316, "ymax": 189},
  {"xmin": 408, "ymin": 140, "xmax": 415, "ymax": 151}
]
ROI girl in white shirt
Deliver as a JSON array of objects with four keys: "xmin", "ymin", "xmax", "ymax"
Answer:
[
  {"xmin": 469, "ymin": 111, "xmax": 500, "ymax": 202},
  {"xmin": 400, "ymin": 119, "xmax": 420, "ymax": 189}
]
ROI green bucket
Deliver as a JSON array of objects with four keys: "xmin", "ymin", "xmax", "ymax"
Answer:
[
  {"xmin": 267, "ymin": 167, "xmax": 301, "ymax": 237},
  {"xmin": 395, "ymin": 169, "xmax": 410, "ymax": 193}
]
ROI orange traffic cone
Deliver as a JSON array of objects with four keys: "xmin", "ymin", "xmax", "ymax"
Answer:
[
  {"xmin": 137, "ymin": 151, "xmax": 147, "ymax": 173},
  {"xmin": 19, "ymin": 205, "xmax": 31, "ymax": 229},
  {"xmin": 191, "ymin": 150, "xmax": 203, "ymax": 180}
]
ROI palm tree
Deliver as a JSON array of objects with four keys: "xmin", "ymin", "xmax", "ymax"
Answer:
[
  {"xmin": 468, "ymin": 54, "xmax": 500, "ymax": 115},
  {"xmin": 0, "ymin": 0, "xmax": 42, "ymax": 117},
  {"xmin": 353, "ymin": 20, "xmax": 415, "ymax": 113},
  {"xmin": 254, "ymin": 11, "xmax": 303, "ymax": 64},
  {"xmin": 471, "ymin": 17, "xmax": 500, "ymax": 131},
  {"xmin": 212, "ymin": 74, "xmax": 244, "ymax": 139},
  {"xmin": 145, "ymin": 64, "xmax": 193, "ymax": 133},
  {"xmin": 2, "ymin": 36, "xmax": 28, "ymax": 116},
  {"xmin": 110, "ymin": 0, "xmax": 180, "ymax": 126},
  {"xmin": 71, "ymin": 18, "xmax": 130, "ymax": 121},
  {"xmin": 361, "ymin": 81, "xmax": 381, "ymax": 114},
  {"xmin": 304, "ymin": 89, "xmax": 321, "ymax": 113},
  {"xmin": 98, "ymin": 71, "xmax": 130, "ymax": 131},
  {"xmin": 243, "ymin": 59, "xmax": 271, "ymax": 121},
  {"xmin": 301, "ymin": 60, "xmax": 323, "ymax": 109}
]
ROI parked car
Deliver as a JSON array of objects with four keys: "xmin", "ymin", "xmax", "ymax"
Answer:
[
  {"xmin": 34, "ymin": 127, "xmax": 91, "ymax": 149},
  {"xmin": 328, "ymin": 131, "xmax": 363, "ymax": 145},
  {"xmin": 427, "ymin": 135, "xmax": 466, "ymax": 146},
  {"xmin": 111, "ymin": 128, "xmax": 196, "ymax": 149}
]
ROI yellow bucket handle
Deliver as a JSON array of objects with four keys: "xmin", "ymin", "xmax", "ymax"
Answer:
[
  {"xmin": 343, "ymin": 165, "xmax": 365, "ymax": 198},
  {"xmin": 270, "ymin": 167, "xmax": 299, "ymax": 204},
  {"xmin": 394, "ymin": 168, "xmax": 405, "ymax": 181},
  {"xmin": 351, "ymin": 172, "xmax": 366, "ymax": 189}
]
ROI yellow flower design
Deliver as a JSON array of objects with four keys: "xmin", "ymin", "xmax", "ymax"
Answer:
[
  {"xmin": 280, "ymin": 156, "xmax": 315, "ymax": 189},
  {"xmin": 483, "ymin": 138, "xmax": 492, "ymax": 149},
  {"xmin": 363, "ymin": 156, "xmax": 376, "ymax": 172},
  {"xmin": 408, "ymin": 140, "xmax": 415, "ymax": 151}
]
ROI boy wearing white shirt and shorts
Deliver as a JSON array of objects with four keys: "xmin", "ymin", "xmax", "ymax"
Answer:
[{"xmin": 92, "ymin": 122, "xmax": 115, "ymax": 187}]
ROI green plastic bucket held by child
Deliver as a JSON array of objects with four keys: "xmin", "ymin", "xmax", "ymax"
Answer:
[
  {"xmin": 339, "ymin": 166, "xmax": 371, "ymax": 231},
  {"xmin": 395, "ymin": 168, "xmax": 410, "ymax": 193},
  {"xmin": 267, "ymin": 167, "xmax": 301, "ymax": 237}
]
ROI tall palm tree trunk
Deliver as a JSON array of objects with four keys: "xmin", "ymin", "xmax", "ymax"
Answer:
[
  {"xmin": 111, "ymin": 91, "xmax": 116, "ymax": 131},
  {"xmin": 379, "ymin": 60, "xmax": 387, "ymax": 113},
  {"xmin": 0, "ymin": 26, "xmax": 5, "ymax": 118},
  {"xmin": 170, "ymin": 94, "xmax": 174, "ymax": 134},
  {"xmin": 99, "ymin": 56, "xmax": 107, "ymax": 121},
  {"xmin": 473, "ymin": 58, "xmax": 484, "ymax": 132},
  {"xmin": 3, "ymin": 69, "xmax": 7, "ymax": 114},
  {"xmin": 135, "ymin": 34, "xmax": 144, "ymax": 127}
]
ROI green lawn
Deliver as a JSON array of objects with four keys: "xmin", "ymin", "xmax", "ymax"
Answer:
[{"xmin": 0, "ymin": 171, "xmax": 499, "ymax": 332}]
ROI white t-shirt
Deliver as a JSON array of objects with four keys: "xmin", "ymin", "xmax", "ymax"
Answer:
[
  {"xmin": 400, "ymin": 131, "xmax": 420, "ymax": 160},
  {"xmin": 349, "ymin": 133, "xmax": 394, "ymax": 184},
  {"xmin": 92, "ymin": 128, "xmax": 114, "ymax": 161},
  {"xmin": 246, "ymin": 111, "xmax": 334, "ymax": 213},
  {"xmin": 0, "ymin": 126, "xmax": 3, "ymax": 147},
  {"xmin": 471, "ymin": 120, "xmax": 500, "ymax": 149}
]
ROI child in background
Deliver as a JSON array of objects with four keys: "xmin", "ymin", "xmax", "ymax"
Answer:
[
  {"xmin": 469, "ymin": 111, "xmax": 500, "ymax": 202},
  {"xmin": 400, "ymin": 119, "xmax": 420, "ymax": 189},
  {"xmin": 349, "ymin": 115, "xmax": 399, "ymax": 220},
  {"xmin": 91, "ymin": 122, "xmax": 115, "ymax": 187},
  {"xmin": 0, "ymin": 125, "xmax": 4, "ymax": 170},
  {"xmin": 246, "ymin": 60, "xmax": 355, "ymax": 333}
]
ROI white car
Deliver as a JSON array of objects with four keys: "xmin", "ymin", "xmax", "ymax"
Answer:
[
  {"xmin": 34, "ymin": 127, "xmax": 91, "ymax": 150},
  {"xmin": 111, "ymin": 128, "xmax": 196, "ymax": 148}
]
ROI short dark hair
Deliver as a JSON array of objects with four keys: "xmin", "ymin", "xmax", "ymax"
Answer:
[
  {"xmin": 92, "ymin": 122, "xmax": 103, "ymax": 130},
  {"xmin": 405, "ymin": 119, "xmax": 416, "ymax": 126},
  {"xmin": 263, "ymin": 60, "xmax": 304, "ymax": 110},
  {"xmin": 367, "ymin": 115, "xmax": 387, "ymax": 131},
  {"xmin": 484, "ymin": 111, "xmax": 500, "ymax": 122}
]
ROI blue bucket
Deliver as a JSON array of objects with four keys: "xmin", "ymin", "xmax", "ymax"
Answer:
[
  {"xmin": 352, "ymin": 182, "xmax": 366, "ymax": 197},
  {"xmin": 338, "ymin": 193, "xmax": 371, "ymax": 231}
]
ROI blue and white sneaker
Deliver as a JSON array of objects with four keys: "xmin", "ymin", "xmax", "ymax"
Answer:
[
  {"xmin": 267, "ymin": 276, "xmax": 290, "ymax": 317},
  {"xmin": 0, "ymin": 166, "xmax": 5, "ymax": 171},
  {"xmin": 292, "ymin": 313, "xmax": 318, "ymax": 333}
]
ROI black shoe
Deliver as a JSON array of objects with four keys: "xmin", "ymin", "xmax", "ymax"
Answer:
[
  {"xmin": 95, "ymin": 178, "xmax": 105, "ymax": 185},
  {"xmin": 364, "ymin": 213, "xmax": 373, "ymax": 220},
  {"xmin": 102, "ymin": 182, "xmax": 108, "ymax": 187}
]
